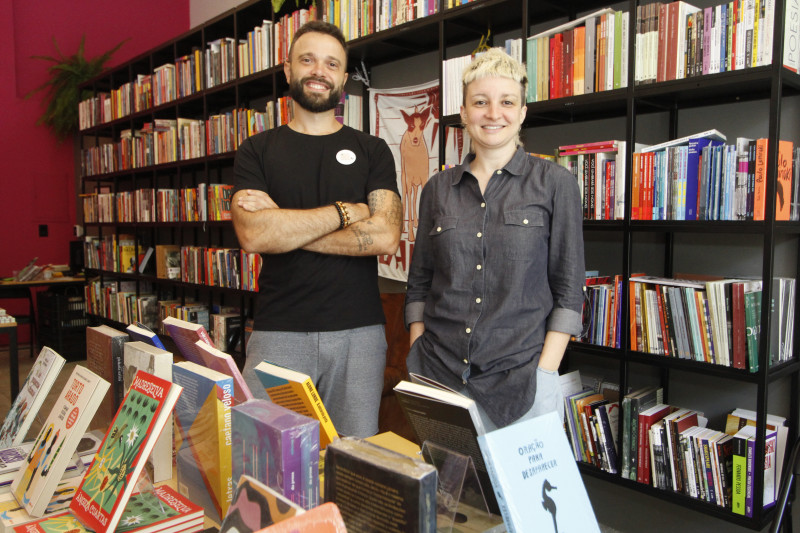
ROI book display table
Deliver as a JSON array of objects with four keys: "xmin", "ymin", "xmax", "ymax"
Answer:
[{"xmin": 0, "ymin": 322, "xmax": 18, "ymax": 400}]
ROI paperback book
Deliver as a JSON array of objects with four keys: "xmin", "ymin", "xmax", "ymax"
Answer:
[
  {"xmin": 478, "ymin": 411, "xmax": 601, "ymax": 533},
  {"xmin": 162, "ymin": 316, "xmax": 214, "ymax": 363},
  {"xmin": 0, "ymin": 347, "xmax": 65, "ymax": 448},
  {"xmin": 15, "ymin": 485, "xmax": 203, "ymax": 533},
  {"xmin": 172, "ymin": 361, "xmax": 233, "ymax": 524},
  {"xmin": 122, "ymin": 341, "xmax": 174, "ymax": 482},
  {"xmin": 69, "ymin": 371, "xmax": 182, "ymax": 533},
  {"xmin": 11, "ymin": 366, "xmax": 110, "ymax": 517},
  {"xmin": 392, "ymin": 375, "xmax": 498, "ymax": 514},
  {"xmin": 0, "ymin": 474, "xmax": 83, "ymax": 533},
  {"xmin": 232, "ymin": 399, "xmax": 319, "ymax": 510},
  {"xmin": 324, "ymin": 437, "xmax": 437, "ymax": 533},
  {"xmin": 85, "ymin": 325, "xmax": 129, "ymax": 427},
  {"xmin": 219, "ymin": 474, "xmax": 305, "ymax": 533},
  {"xmin": 125, "ymin": 322, "xmax": 166, "ymax": 350},
  {"xmin": 257, "ymin": 502, "xmax": 346, "ymax": 533},
  {"xmin": 252, "ymin": 361, "xmax": 337, "ymax": 449},
  {"xmin": 191, "ymin": 340, "xmax": 253, "ymax": 405}
]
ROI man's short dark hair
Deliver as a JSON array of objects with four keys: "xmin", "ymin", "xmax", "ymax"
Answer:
[{"xmin": 288, "ymin": 21, "xmax": 348, "ymax": 64}]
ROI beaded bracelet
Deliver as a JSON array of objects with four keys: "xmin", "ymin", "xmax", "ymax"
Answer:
[{"xmin": 334, "ymin": 201, "xmax": 351, "ymax": 229}]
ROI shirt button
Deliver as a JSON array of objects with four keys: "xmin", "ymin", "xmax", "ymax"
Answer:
[
  {"xmin": 480, "ymin": 202, "xmax": 486, "ymax": 208},
  {"xmin": 476, "ymin": 232, "xmax": 482, "ymax": 238},
  {"xmin": 462, "ymin": 379, "xmax": 467, "ymax": 384},
  {"xmin": 437, "ymin": 226, "xmax": 442, "ymax": 232},
  {"xmin": 463, "ymin": 358, "xmax": 468, "ymax": 364},
  {"xmin": 466, "ymin": 327, "xmax": 472, "ymax": 334},
  {"xmin": 496, "ymin": 170, "xmax": 502, "ymax": 175},
  {"xmin": 476, "ymin": 264, "xmax": 482, "ymax": 270},
  {"xmin": 476, "ymin": 297, "xmax": 482, "ymax": 303},
  {"xmin": 523, "ymin": 219, "xmax": 529, "ymax": 224}
]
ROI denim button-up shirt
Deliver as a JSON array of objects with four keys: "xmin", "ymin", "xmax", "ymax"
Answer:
[{"xmin": 405, "ymin": 147, "xmax": 585, "ymax": 427}]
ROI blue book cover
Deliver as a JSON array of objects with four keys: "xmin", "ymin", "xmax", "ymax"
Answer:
[
  {"xmin": 173, "ymin": 361, "xmax": 233, "ymax": 524},
  {"xmin": 477, "ymin": 411, "xmax": 600, "ymax": 533},
  {"xmin": 231, "ymin": 399, "xmax": 319, "ymax": 510},
  {"xmin": 686, "ymin": 138, "xmax": 725, "ymax": 220},
  {"xmin": 126, "ymin": 322, "xmax": 166, "ymax": 350}
]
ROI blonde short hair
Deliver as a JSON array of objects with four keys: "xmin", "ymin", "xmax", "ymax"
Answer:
[{"xmin": 462, "ymin": 47, "xmax": 528, "ymax": 105}]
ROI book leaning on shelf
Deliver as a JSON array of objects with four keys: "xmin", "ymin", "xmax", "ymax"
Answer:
[
  {"xmin": 392, "ymin": 374, "xmax": 499, "ymax": 515},
  {"xmin": 323, "ymin": 437, "xmax": 437, "ymax": 533},
  {"xmin": 0, "ymin": 347, "xmax": 65, "ymax": 448},
  {"xmin": 219, "ymin": 474, "xmax": 305, "ymax": 533},
  {"xmin": 122, "ymin": 341, "xmax": 174, "ymax": 483},
  {"xmin": 126, "ymin": 321, "xmax": 166, "ymax": 350},
  {"xmin": 172, "ymin": 362, "xmax": 233, "ymax": 524},
  {"xmin": 232, "ymin": 400, "xmax": 319, "ymax": 511},
  {"xmin": 11, "ymin": 366, "xmax": 110, "ymax": 518},
  {"xmin": 252, "ymin": 361, "xmax": 338, "ymax": 449},
  {"xmin": 192, "ymin": 340, "xmax": 253, "ymax": 405},
  {"xmin": 478, "ymin": 411, "xmax": 601, "ymax": 533},
  {"xmin": 69, "ymin": 371, "xmax": 181, "ymax": 533}
]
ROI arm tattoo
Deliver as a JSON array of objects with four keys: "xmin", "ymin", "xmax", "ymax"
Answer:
[
  {"xmin": 368, "ymin": 189, "xmax": 403, "ymax": 227},
  {"xmin": 351, "ymin": 226, "xmax": 374, "ymax": 253}
]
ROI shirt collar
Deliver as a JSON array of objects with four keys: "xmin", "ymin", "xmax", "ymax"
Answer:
[{"xmin": 451, "ymin": 146, "xmax": 529, "ymax": 186}]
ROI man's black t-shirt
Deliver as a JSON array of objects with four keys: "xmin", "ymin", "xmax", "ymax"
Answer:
[{"xmin": 233, "ymin": 125, "xmax": 399, "ymax": 332}]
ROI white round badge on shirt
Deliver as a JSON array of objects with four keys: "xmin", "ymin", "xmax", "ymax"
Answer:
[{"xmin": 336, "ymin": 149, "xmax": 356, "ymax": 165}]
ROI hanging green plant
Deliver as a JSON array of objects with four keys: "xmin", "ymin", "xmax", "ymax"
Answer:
[
  {"xmin": 272, "ymin": 0, "xmax": 313, "ymax": 18},
  {"xmin": 26, "ymin": 35, "xmax": 128, "ymax": 141}
]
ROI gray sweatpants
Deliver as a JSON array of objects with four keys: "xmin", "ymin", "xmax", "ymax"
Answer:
[{"xmin": 243, "ymin": 325, "xmax": 387, "ymax": 437}]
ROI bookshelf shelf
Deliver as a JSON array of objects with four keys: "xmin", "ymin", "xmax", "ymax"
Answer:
[{"xmin": 73, "ymin": 0, "xmax": 799, "ymax": 529}]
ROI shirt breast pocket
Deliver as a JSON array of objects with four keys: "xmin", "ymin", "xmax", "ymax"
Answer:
[
  {"xmin": 502, "ymin": 208, "xmax": 546, "ymax": 261},
  {"xmin": 430, "ymin": 215, "xmax": 459, "ymax": 268}
]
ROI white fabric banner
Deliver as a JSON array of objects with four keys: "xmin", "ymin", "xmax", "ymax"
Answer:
[{"xmin": 369, "ymin": 80, "xmax": 466, "ymax": 281}]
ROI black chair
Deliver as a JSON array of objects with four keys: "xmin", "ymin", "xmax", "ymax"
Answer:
[{"xmin": 771, "ymin": 437, "xmax": 800, "ymax": 533}]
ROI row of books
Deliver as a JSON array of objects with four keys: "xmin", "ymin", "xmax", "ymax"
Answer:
[
  {"xmin": 632, "ymin": 133, "xmax": 799, "ymax": 222},
  {"xmin": 441, "ymin": 38, "xmax": 523, "ymax": 116},
  {"xmin": 620, "ymin": 387, "xmax": 787, "ymax": 516},
  {"xmin": 635, "ymin": 0, "xmax": 784, "ymax": 86},
  {"xmin": 557, "ymin": 139, "xmax": 635, "ymax": 220},
  {"xmin": 629, "ymin": 275, "xmax": 796, "ymax": 371},
  {"xmin": 82, "ymin": 184, "xmax": 233, "ymax": 224},
  {"xmin": 551, "ymin": 131, "xmax": 800, "ymax": 222},
  {"xmin": 83, "ymin": 281, "xmax": 159, "ymax": 329},
  {"xmin": 528, "ymin": 8, "xmax": 629, "ymax": 103},
  {"xmin": 579, "ymin": 273, "xmax": 624, "ymax": 348}
]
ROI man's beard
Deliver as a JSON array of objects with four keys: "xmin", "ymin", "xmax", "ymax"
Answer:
[{"xmin": 289, "ymin": 75, "xmax": 344, "ymax": 113}]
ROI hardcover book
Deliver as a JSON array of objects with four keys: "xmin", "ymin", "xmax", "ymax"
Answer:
[
  {"xmin": 219, "ymin": 474, "xmax": 305, "ymax": 533},
  {"xmin": 256, "ymin": 502, "xmax": 346, "ymax": 533},
  {"xmin": 0, "ymin": 347, "xmax": 65, "ymax": 448},
  {"xmin": 11, "ymin": 366, "xmax": 110, "ymax": 517},
  {"xmin": 324, "ymin": 437, "xmax": 437, "ymax": 533},
  {"xmin": 69, "ymin": 371, "xmax": 182, "ymax": 533},
  {"xmin": 85, "ymin": 325, "xmax": 129, "ymax": 428},
  {"xmin": 253, "ymin": 361, "xmax": 338, "ymax": 449},
  {"xmin": 122, "ymin": 341, "xmax": 174, "ymax": 482},
  {"xmin": 392, "ymin": 375, "xmax": 497, "ymax": 514},
  {"xmin": 15, "ymin": 485, "xmax": 203, "ymax": 533},
  {"xmin": 192, "ymin": 340, "xmax": 253, "ymax": 405},
  {"xmin": 232, "ymin": 400, "xmax": 319, "ymax": 510},
  {"xmin": 172, "ymin": 361, "xmax": 233, "ymax": 524},
  {"xmin": 478, "ymin": 411, "xmax": 601, "ymax": 533}
]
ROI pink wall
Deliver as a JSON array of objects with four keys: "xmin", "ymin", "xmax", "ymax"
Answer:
[{"xmin": 1, "ymin": 0, "xmax": 189, "ymax": 334}]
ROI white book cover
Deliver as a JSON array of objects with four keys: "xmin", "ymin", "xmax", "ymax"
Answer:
[
  {"xmin": 0, "ymin": 347, "xmax": 65, "ymax": 448},
  {"xmin": 10, "ymin": 366, "xmax": 109, "ymax": 517},
  {"xmin": 478, "ymin": 411, "xmax": 601, "ymax": 533},
  {"xmin": 784, "ymin": 0, "xmax": 799, "ymax": 72},
  {"xmin": 122, "ymin": 341, "xmax": 174, "ymax": 482}
]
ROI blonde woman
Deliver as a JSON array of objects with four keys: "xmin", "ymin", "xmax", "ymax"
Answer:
[{"xmin": 405, "ymin": 48, "xmax": 585, "ymax": 430}]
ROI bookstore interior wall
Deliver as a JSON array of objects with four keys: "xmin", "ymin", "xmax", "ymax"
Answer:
[{"xmin": 73, "ymin": 0, "xmax": 800, "ymax": 529}]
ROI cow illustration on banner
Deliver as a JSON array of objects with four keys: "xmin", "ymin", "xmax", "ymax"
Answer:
[{"xmin": 369, "ymin": 80, "xmax": 466, "ymax": 281}]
